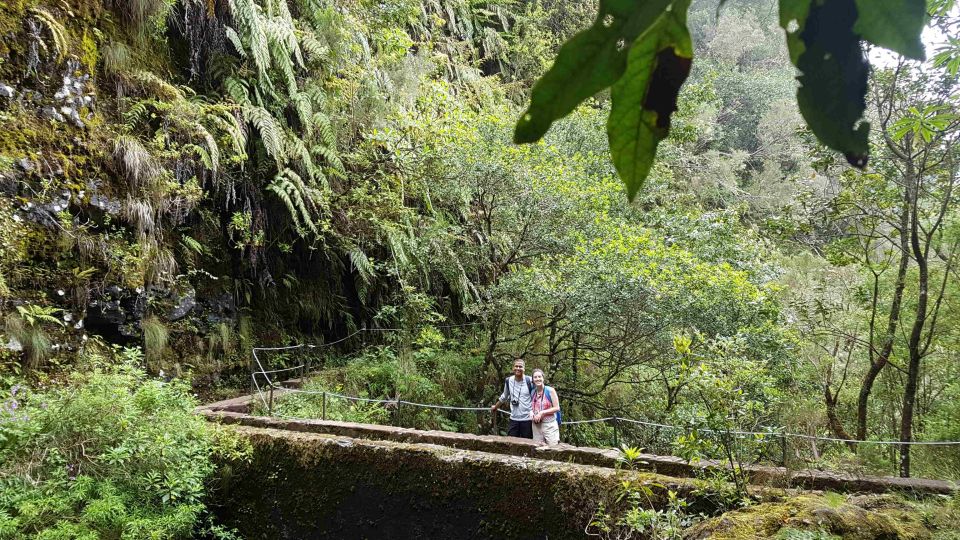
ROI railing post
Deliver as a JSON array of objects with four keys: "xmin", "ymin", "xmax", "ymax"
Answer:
[
  {"xmin": 321, "ymin": 391, "xmax": 327, "ymax": 421},
  {"xmin": 780, "ymin": 433, "xmax": 788, "ymax": 467},
  {"xmin": 612, "ymin": 417, "xmax": 620, "ymax": 448},
  {"xmin": 268, "ymin": 384, "xmax": 275, "ymax": 416},
  {"xmin": 492, "ymin": 409, "xmax": 499, "ymax": 436}
]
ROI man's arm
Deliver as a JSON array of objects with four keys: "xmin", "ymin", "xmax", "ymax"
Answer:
[{"xmin": 491, "ymin": 379, "xmax": 508, "ymax": 411}]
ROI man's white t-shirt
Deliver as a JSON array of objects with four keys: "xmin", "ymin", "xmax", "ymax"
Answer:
[{"xmin": 499, "ymin": 376, "xmax": 533, "ymax": 421}]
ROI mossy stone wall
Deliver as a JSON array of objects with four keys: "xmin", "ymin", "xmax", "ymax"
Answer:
[{"xmin": 210, "ymin": 425, "xmax": 695, "ymax": 539}]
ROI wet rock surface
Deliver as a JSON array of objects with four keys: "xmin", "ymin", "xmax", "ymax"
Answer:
[
  {"xmin": 85, "ymin": 286, "xmax": 147, "ymax": 343},
  {"xmin": 167, "ymin": 284, "xmax": 197, "ymax": 321}
]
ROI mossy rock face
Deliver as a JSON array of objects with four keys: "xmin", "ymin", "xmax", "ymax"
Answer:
[
  {"xmin": 684, "ymin": 494, "xmax": 937, "ymax": 540},
  {"xmin": 210, "ymin": 426, "xmax": 702, "ymax": 540}
]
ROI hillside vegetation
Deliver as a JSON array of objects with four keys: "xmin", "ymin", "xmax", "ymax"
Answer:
[{"xmin": 0, "ymin": 0, "xmax": 959, "ymax": 536}]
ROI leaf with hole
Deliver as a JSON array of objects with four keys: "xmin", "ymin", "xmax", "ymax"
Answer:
[
  {"xmin": 783, "ymin": 0, "xmax": 870, "ymax": 168},
  {"xmin": 608, "ymin": 0, "xmax": 692, "ymax": 199},
  {"xmin": 513, "ymin": 0, "xmax": 674, "ymax": 144}
]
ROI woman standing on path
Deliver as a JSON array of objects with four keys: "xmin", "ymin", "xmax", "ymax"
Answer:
[{"xmin": 531, "ymin": 369, "xmax": 560, "ymax": 446}]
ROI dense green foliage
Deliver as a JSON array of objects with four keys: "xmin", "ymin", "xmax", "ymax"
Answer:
[
  {"xmin": 0, "ymin": 351, "xmax": 248, "ymax": 538},
  {"xmin": 0, "ymin": 6, "xmax": 959, "ymax": 538}
]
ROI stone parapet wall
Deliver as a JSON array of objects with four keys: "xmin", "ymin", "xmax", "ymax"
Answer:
[
  {"xmin": 200, "ymin": 396, "xmax": 958, "ymax": 496},
  {"xmin": 211, "ymin": 425, "xmax": 697, "ymax": 539}
]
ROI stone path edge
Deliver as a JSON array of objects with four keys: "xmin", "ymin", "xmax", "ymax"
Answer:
[{"xmin": 198, "ymin": 393, "xmax": 958, "ymax": 496}]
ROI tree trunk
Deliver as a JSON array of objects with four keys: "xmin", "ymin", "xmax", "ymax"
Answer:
[
  {"xmin": 825, "ymin": 382, "xmax": 856, "ymax": 451},
  {"xmin": 856, "ymin": 213, "xmax": 909, "ymax": 441},
  {"xmin": 900, "ymin": 161, "xmax": 927, "ymax": 478}
]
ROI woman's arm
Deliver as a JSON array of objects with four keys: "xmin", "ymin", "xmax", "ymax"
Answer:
[{"xmin": 542, "ymin": 388, "xmax": 560, "ymax": 415}]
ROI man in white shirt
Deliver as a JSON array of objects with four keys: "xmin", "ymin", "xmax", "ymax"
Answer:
[{"xmin": 490, "ymin": 358, "xmax": 534, "ymax": 439}]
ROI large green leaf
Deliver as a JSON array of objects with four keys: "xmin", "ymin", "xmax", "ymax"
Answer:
[
  {"xmin": 853, "ymin": 0, "xmax": 927, "ymax": 60},
  {"xmin": 778, "ymin": 0, "xmax": 811, "ymax": 63},
  {"xmin": 513, "ymin": 0, "xmax": 674, "ymax": 144},
  {"xmin": 515, "ymin": 0, "xmax": 927, "ymax": 199},
  {"xmin": 607, "ymin": 1, "xmax": 692, "ymax": 199},
  {"xmin": 784, "ymin": 0, "xmax": 870, "ymax": 167}
]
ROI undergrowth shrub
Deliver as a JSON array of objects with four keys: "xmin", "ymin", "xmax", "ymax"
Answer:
[
  {"xmin": 0, "ymin": 356, "xmax": 248, "ymax": 539},
  {"xmin": 256, "ymin": 341, "xmax": 488, "ymax": 432}
]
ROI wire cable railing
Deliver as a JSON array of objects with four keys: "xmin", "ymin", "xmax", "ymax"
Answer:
[
  {"xmin": 249, "ymin": 339, "xmax": 960, "ymax": 478},
  {"xmin": 252, "ymin": 370, "xmax": 960, "ymax": 445}
]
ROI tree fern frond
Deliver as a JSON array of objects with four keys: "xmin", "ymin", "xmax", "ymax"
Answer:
[
  {"xmin": 244, "ymin": 105, "xmax": 284, "ymax": 163},
  {"xmin": 228, "ymin": 0, "xmax": 270, "ymax": 76},
  {"xmin": 304, "ymin": 84, "xmax": 326, "ymax": 106},
  {"xmin": 312, "ymin": 143, "xmax": 343, "ymax": 174},
  {"xmin": 265, "ymin": 16, "xmax": 303, "ymax": 68},
  {"xmin": 291, "ymin": 92, "xmax": 314, "ymax": 135},
  {"xmin": 206, "ymin": 108, "xmax": 247, "ymax": 157},
  {"xmin": 349, "ymin": 246, "xmax": 375, "ymax": 284},
  {"xmin": 267, "ymin": 168, "xmax": 319, "ymax": 234},
  {"xmin": 312, "ymin": 112, "xmax": 336, "ymax": 147},
  {"xmin": 224, "ymin": 76, "xmax": 251, "ymax": 104},
  {"xmin": 285, "ymin": 132, "xmax": 316, "ymax": 181},
  {"xmin": 194, "ymin": 123, "xmax": 221, "ymax": 175},
  {"xmin": 181, "ymin": 143, "xmax": 213, "ymax": 171},
  {"xmin": 384, "ymin": 226, "xmax": 410, "ymax": 269},
  {"xmin": 224, "ymin": 26, "xmax": 247, "ymax": 58},
  {"xmin": 299, "ymin": 31, "xmax": 328, "ymax": 62}
]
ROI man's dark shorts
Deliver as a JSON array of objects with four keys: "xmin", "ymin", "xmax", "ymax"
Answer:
[{"xmin": 508, "ymin": 419, "xmax": 533, "ymax": 439}]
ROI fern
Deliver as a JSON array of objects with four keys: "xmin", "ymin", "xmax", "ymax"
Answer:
[
  {"xmin": 227, "ymin": 0, "xmax": 271, "ymax": 76},
  {"xmin": 299, "ymin": 32, "xmax": 328, "ymax": 62},
  {"xmin": 224, "ymin": 77, "xmax": 251, "ymax": 105},
  {"xmin": 244, "ymin": 105, "xmax": 284, "ymax": 163},
  {"xmin": 291, "ymin": 92, "xmax": 314, "ymax": 135},
  {"xmin": 267, "ymin": 168, "xmax": 319, "ymax": 234},
  {"xmin": 206, "ymin": 107, "xmax": 248, "ymax": 157},
  {"xmin": 29, "ymin": 8, "xmax": 69, "ymax": 62},
  {"xmin": 311, "ymin": 112, "xmax": 344, "ymax": 173},
  {"xmin": 349, "ymin": 247, "xmax": 376, "ymax": 284},
  {"xmin": 224, "ymin": 26, "xmax": 247, "ymax": 58},
  {"xmin": 193, "ymin": 123, "xmax": 221, "ymax": 176},
  {"xmin": 180, "ymin": 235, "xmax": 204, "ymax": 254},
  {"xmin": 130, "ymin": 70, "xmax": 185, "ymax": 101},
  {"xmin": 214, "ymin": 0, "xmax": 342, "ymax": 239},
  {"xmin": 123, "ymin": 99, "xmax": 154, "ymax": 126},
  {"xmin": 285, "ymin": 130, "xmax": 317, "ymax": 180}
]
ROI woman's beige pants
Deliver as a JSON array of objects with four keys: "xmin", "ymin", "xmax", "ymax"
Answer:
[{"xmin": 533, "ymin": 419, "xmax": 560, "ymax": 445}]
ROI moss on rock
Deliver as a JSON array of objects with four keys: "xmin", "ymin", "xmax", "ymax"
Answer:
[
  {"xmin": 211, "ymin": 425, "xmax": 706, "ymax": 539},
  {"xmin": 684, "ymin": 493, "xmax": 941, "ymax": 540}
]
